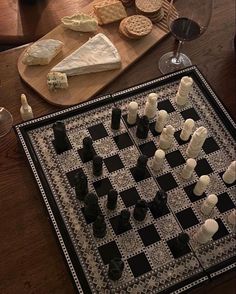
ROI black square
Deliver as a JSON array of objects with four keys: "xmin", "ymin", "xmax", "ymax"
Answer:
[
  {"xmin": 78, "ymin": 146, "xmax": 96, "ymax": 163},
  {"xmin": 149, "ymin": 201, "xmax": 170, "ymax": 218},
  {"xmin": 219, "ymin": 172, "xmax": 236, "ymax": 187},
  {"xmin": 110, "ymin": 214, "xmax": 132, "ymax": 235},
  {"xmin": 98, "ymin": 241, "xmax": 122, "ymax": 264},
  {"xmin": 93, "ymin": 178, "xmax": 113, "ymax": 197},
  {"xmin": 130, "ymin": 166, "xmax": 151, "ymax": 182},
  {"xmin": 120, "ymin": 187, "xmax": 141, "ymax": 207},
  {"xmin": 216, "ymin": 192, "xmax": 235, "ymax": 213},
  {"xmin": 138, "ymin": 224, "xmax": 161, "ymax": 246},
  {"xmin": 212, "ymin": 218, "xmax": 229, "ymax": 240},
  {"xmin": 113, "ymin": 132, "xmax": 133, "ymax": 150},
  {"xmin": 176, "ymin": 208, "xmax": 199, "ymax": 229},
  {"xmin": 195, "ymin": 158, "xmax": 213, "ymax": 177},
  {"xmin": 139, "ymin": 142, "xmax": 157, "ymax": 158},
  {"xmin": 167, "ymin": 236, "xmax": 191, "ymax": 259},
  {"xmin": 88, "ymin": 123, "xmax": 108, "ymax": 141},
  {"xmin": 128, "ymin": 253, "xmax": 152, "ymax": 277},
  {"xmin": 202, "ymin": 137, "xmax": 220, "ymax": 154},
  {"xmin": 158, "ymin": 100, "xmax": 175, "ymax": 113},
  {"xmin": 184, "ymin": 183, "xmax": 206, "ymax": 202},
  {"xmin": 174, "ymin": 130, "xmax": 191, "ymax": 145},
  {"xmin": 123, "ymin": 114, "xmax": 139, "ymax": 127},
  {"xmin": 166, "ymin": 150, "xmax": 185, "ymax": 168},
  {"xmin": 156, "ymin": 173, "xmax": 178, "ymax": 191},
  {"xmin": 149, "ymin": 122, "xmax": 161, "ymax": 137},
  {"xmin": 66, "ymin": 168, "xmax": 83, "ymax": 187},
  {"xmin": 104, "ymin": 154, "xmax": 124, "ymax": 173},
  {"xmin": 181, "ymin": 108, "xmax": 201, "ymax": 121}
]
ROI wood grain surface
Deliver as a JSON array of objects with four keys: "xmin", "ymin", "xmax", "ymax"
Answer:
[
  {"xmin": 0, "ymin": 0, "xmax": 235, "ymax": 293},
  {"xmin": 17, "ymin": 1, "xmax": 173, "ymax": 106}
]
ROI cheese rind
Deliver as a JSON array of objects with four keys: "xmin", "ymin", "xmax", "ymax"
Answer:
[
  {"xmin": 61, "ymin": 13, "xmax": 98, "ymax": 32},
  {"xmin": 51, "ymin": 33, "xmax": 121, "ymax": 76},
  {"xmin": 47, "ymin": 72, "xmax": 68, "ymax": 90},
  {"xmin": 22, "ymin": 39, "xmax": 64, "ymax": 65}
]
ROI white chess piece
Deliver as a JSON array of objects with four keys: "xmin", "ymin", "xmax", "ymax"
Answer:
[
  {"xmin": 222, "ymin": 161, "xmax": 236, "ymax": 184},
  {"xmin": 181, "ymin": 158, "xmax": 197, "ymax": 179},
  {"xmin": 144, "ymin": 93, "xmax": 158, "ymax": 120},
  {"xmin": 186, "ymin": 127, "xmax": 208, "ymax": 158},
  {"xmin": 175, "ymin": 76, "xmax": 193, "ymax": 106},
  {"xmin": 155, "ymin": 110, "xmax": 169, "ymax": 133},
  {"xmin": 127, "ymin": 101, "xmax": 138, "ymax": 125},
  {"xmin": 228, "ymin": 210, "xmax": 236, "ymax": 226},
  {"xmin": 152, "ymin": 149, "xmax": 165, "ymax": 171},
  {"xmin": 194, "ymin": 219, "xmax": 219, "ymax": 244},
  {"xmin": 193, "ymin": 175, "xmax": 210, "ymax": 196},
  {"xmin": 201, "ymin": 194, "xmax": 218, "ymax": 216},
  {"xmin": 20, "ymin": 94, "xmax": 34, "ymax": 121},
  {"xmin": 159, "ymin": 125, "xmax": 175, "ymax": 149},
  {"xmin": 180, "ymin": 119, "xmax": 195, "ymax": 141}
]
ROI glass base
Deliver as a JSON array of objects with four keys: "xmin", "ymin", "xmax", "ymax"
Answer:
[
  {"xmin": 158, "ymin": 51, "xmax": 192, "ymax": 74},
  {"xmin": 0, "ymin": 107, "xmax": 13, "ymax": 137}
]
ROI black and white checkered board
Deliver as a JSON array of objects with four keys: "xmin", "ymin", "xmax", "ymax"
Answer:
[{"xmin": 15, "ymin": 66, "xmax": 236, "ymax": 294}]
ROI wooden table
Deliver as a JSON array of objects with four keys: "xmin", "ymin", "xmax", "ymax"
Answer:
[{"xmin": 0, "ymin": 0, "xmax": 235, "ymax": 293}]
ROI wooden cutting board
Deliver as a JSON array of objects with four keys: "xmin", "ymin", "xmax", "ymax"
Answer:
[{"xmin": 17, "ymin": 1, "xmax": 175, "ymax": 107}]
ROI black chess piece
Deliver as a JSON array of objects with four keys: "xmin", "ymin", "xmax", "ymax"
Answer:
[
  {"xmin": 108, "ymin": 258, "xmax": 124, "ymax": 281},
  {"xmin": 133, "ymin": 199, "xmax": 148, "ymax": 221},
  {"xmin": 111, "ymin": 107, "xmax": 121, "ymax": 130},
  {"xmin": 134, "ymin": 154, "xmax": 148, "ymax": 180},
  {"xmin": 150, "ymin": 189, "xmax": 168, "ymax": 216},
  {"xmin": 173, "ymin": 233, "xmax": 190, "ymax": 257},
  {"xmin": 92, "ymin": 214, "xmax": 107, "ymax": 238},
  {"xmin": 84, "ymin": 193, "xmax": 100, "ymax": 222},
  {"xmin": 93, "ymin": 155, "xmax": 103, "ymax": 176},
  {"xmin": 74, "ymin": 170, "xmax": 88, "ymax": 201},
  {"xmin": 53, "ymin": 121, "xmax": 71, "ymax": 154},
  {"xmin": 82, "ymin": 136, "xmax": 94, "ymax": 162},
  {"xmin": 136, "ymin": 115, "xmax": 149, "ymax": 139},
  {"xmin": 119, "ymin": 209, "xmax": 131, "ymax": 231},
  {"xmin": 107, "ymin": 189, "xmax": 118, "ymax": 210}
]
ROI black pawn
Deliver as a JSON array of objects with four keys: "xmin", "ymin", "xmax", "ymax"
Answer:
[
  {"xmin": 152, "ymin": 189, "xmax": 168, "ymax": 215},
  {"xmin": 107, "ymin": 189, "xmax": 118, "ymax": 210},
  {"xmin": 133, "ymin": 199, "xmax": 148, "ymax": 221},
  {"xmin": 111, "ymin": 107, "xmax": 121, "ymax": 130},
  {"xmin": 119, "ymin": 209, "xmax": 131, "ymax": 231},
  {"xmin": 108, "ymin": 258, "xmax": 124, "ymax": 281},
  {"xmin": 53, "ymin": 121, "xmax": 71, "ymax": 154},
  {"xmin": 136, "ymin": 115, "xmax": 149, "ymax": 139},
  {"xmin": 134, "ymin": 154, "xmax": 148, "ymax": 180},
  {"xmin": 93, "ymin": 214, "xmax": 107, "ymax": 238},
  {"xmin": 174, "ymin": 233, "xmax": 190, "ymax": 256},
  {"xmin": 93, "ymin": 155, "xmax": 103, "ymax": 176},
  {"xmin": 84, "ymin": 193, "xmax": 100, "ymax": 222},
  {"xmin": 82, "ymin": 137, "xmax": 94, "ymax": 162},
  {"xmin": 75, "ymin": 171, "xmax": 88, "ymax": 201}
]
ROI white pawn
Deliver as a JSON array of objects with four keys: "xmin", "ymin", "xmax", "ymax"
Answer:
[
  {"xmin": 20, "ymin": 94, "xmax": 34, "ymax": 121},
  {"xmin": 159, "ymin": 125, "xmax": 175, "ymax": 150},
  {"xmin": 222, "ymin": 161, "xmax": 236, "ymax": 184},
  {"xmin": 186, "ymin": 127, "xmax": 208, "ymax": 158},
  {"xmin": 194, "ymin": 219, "xmax": 219, "ymax": 244},
  {"xmin": 193, "ymin": 175, "xmax": 210, "ymax": 196},
  {"xmin": 127, "ymin": 101, "xmax": 138, "ymax": 125},
  {"xmin": 152, "ymin": 149, "xmax": 165, "ymax": 171},
  {"xmin": 155, "ymin": 110, "xmax": 169, "ymax": 133},
  {"xmin": 228, "ymin": 210, "xmax": 236, "ymax": 226},
  {"xmin": 175, "ymin": 76, "xmax": 193, "ymax": 106},
  {"xmin": 180, "ymin": 119, "xmax": 195, "ymax": 141},
  {"xmin": 201, "ymin": 194, "xmax": 218, "ymax": 216},
  {"xmin": 144, "ymin": 93, "xmax": 158, "ymax": 120},
  {"xmin": 181, "ymin": 158, "xmax": 197, "ymax": 179}
]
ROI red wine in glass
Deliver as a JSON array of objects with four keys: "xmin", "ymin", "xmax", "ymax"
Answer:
[{"xmin": 170, "ymin": 17, "xmax": 201, "ymax": 41}]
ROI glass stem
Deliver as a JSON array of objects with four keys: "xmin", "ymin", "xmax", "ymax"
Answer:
[{"xmin": 174, "ymin": 40, "xmax": 184, "ymax": 63}]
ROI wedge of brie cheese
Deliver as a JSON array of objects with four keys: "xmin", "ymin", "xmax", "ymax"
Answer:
[
  {"xmin": 51, "ymin": 33, "xmax": 121, "ymax": 76},
  {"xmin": 22, "ymin": 39, "xmax": 64, "ymax": 65},
  {"xmin": 61, "ymin": 13, "xmax": 98, "ymax": 32}
]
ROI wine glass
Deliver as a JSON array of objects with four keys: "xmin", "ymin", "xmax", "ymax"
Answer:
[
  {"xmin": 159, "ymin": 0, "xmax": 213, "ymax": 74},
  {"xmin": 0, "ymin": 107, "xmax": 13, "ymax": 137}
]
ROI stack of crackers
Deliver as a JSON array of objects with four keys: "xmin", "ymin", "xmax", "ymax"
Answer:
[
  {"xmin": 119, "ymin": 15, "xmax": 153, "ymax": 39},
  {"xmin": 135, "ymin": 0, "xmax": 164, "ymax": 23}
]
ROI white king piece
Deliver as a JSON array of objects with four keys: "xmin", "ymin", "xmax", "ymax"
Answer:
[
  {"xmin": 175, "ymin": 76, "xmax": 193, "ymax": 106},
  {"xmin": 186, "ymin": 126, "xmax": 207, "ymax": 158}
]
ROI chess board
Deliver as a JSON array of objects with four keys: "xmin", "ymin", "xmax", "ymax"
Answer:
[{"xmin": 15, "ymin": 66, "xmax": 236, "ymax": 294}]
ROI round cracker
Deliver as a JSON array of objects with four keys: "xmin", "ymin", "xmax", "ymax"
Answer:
[
  {"xmin": 135, "ymin": 0, "xmax": 163, "ymax": 14},
  {"xmin": 125, "ymin": 15, "xmax": 153, "ymax": 38}
]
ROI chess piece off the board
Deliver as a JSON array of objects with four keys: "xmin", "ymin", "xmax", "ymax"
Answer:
[
  {"xmin": 193, "ymin": 175, "xmax": 210, "ymax": 196},
  {"xmin": 75, "ymin": 170, "xmax": 88, "ymax": 201},
  {"xmin": 133, "ymin": 199, "xmax": 148, "ymax": 221},
  {"xmin": 155, "ymin": 110, "xmax": 169, "ymax": 133},
  {"xmin": 52, "ymin": 121, "xmax": 71, "ymax": 154},
  {"xmin": 201, "ymin": 194, "xmax": 218, "ymax": 216},
  {"xmin": 108, "ymin": 258, "xmax": 124, "ymax": 281},
  {"xmin": 144, "ymin": 93, "xmax": 158, "ymax": 120},
  {"xmin": 127, "ymin": 101, "xmax": 138, "ymax": 125},
  {"xmin": 93, "ymin": 155, "xmax": 103, "ymax": 177},
  {"xmin": 222, "ymin": 161, "xmax": 236, "ymax": 184},
  {"xmin": 20, "ymin": 94, "xmax": 34, "ymax": 121},
  {"xmin": 136, "ymin": 115, "xmax": 149, "ymax": 139},
  {"xmin": 181, "ymin": 158, "xmax": 196, "ymax": 179},
  {"xmin": 186, "ymin": 127, "xmax": 207, "ymax": 158},
  {"xmin": 152, "ymin": 149, "xmax": 165, "ymax": 171},
  {"xmin": 194, "ymin": 219, "xmax": 219, "ymax": 244},
  {"xmin": 84, "ymin": 193, "xmax": 100, "ymax": 222},
  {"xmin": 93, "ymin": 214, "xmax": 107, "ymax": 238},
  {"xmin": 175, "ymin": 76, "xmax": 193, "ymax": 106},
  {"xmin": 159, "ymin": 125, "xmax": 175, "ymax": 149},
  {"xmin": 107, "ymin": 189, "xmax": 118, "ymax": 210},
  {"xmin": 180, "ymin": 119, "xmax": 195, "ymax": 141}
]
